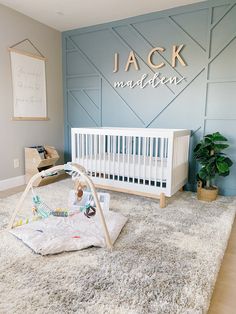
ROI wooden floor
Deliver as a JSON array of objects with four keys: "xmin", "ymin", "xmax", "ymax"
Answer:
[
  {"xmin": 1, "ymin": 186, "xmax": 236, "ymax": 313},
  {"xmin": 0, "ymin": 185, "xmax": 26, "ymax": 198},
  {"xmin": 208, "ymin": 216, "xmax": 236, "ymax": 314}
]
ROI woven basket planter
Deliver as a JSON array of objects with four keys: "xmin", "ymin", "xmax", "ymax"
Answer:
[{"xmin": 197, "ymin": 181, "xmax": 218, "ymax": 202}]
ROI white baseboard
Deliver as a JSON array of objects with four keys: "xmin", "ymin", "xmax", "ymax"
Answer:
[{"xmin": 0, "ymin": 175, "xmax": 26, "ymax": 191}]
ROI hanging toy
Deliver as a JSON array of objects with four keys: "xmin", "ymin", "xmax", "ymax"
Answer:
[
  {"xmin": 51, "ymin": 208, "xmax": 69, "ymax": 217},
  {"xmin": 30, "ymin": 185, "xmax": 53, "ymax": 218},
  {"xmin": 77, "ymin": 183, "xmax": 84, "ymax": 200},
  {"xmin": 75, "ymin": 180, "xmax": 87, "ymax": 201},
  {"xmin": 84, "ymin": 204, "xmax": 96, "ymax": 218},
  {"xmin": 67, "ymin": 180, "xmax": 97, "ymax": 218},
  {"xmin": 32, "ymin": 194, "xmax": 52, "ymax": 218},
  {"xmin": 81, "ymin": 194, "xmax": 96, "ymax": 218}
]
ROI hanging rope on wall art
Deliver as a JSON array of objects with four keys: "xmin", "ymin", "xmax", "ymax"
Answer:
[{"xmin": 9, "ymin": 38, "xmax": 45, "ymax": 58}]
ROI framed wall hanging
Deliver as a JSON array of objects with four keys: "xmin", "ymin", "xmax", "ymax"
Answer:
[{"xmin": 9, "ymin": 39, "xmax": 48, "ymax": 120}]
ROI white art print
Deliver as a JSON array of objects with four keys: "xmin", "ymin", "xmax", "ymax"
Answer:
[{"xmin": 10, "ymin": 49, "xmax": 47, "ymax": 120}]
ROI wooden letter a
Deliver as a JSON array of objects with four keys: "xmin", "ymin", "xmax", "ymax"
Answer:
[{"xmin": 125, "ymin": 51, "xmax": 139, "ymax": 71}]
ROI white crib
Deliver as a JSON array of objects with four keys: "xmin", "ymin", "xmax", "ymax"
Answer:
[{"xmin": 71, "ymin": 128, "xmax": 190, "ymax": 207}]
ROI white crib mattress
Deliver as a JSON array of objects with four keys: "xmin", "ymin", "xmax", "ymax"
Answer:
[{"xmin": 77, "ymin": 153, "xmax": 167, "ymax": 182}]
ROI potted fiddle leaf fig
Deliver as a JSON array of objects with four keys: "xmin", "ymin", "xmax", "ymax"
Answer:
[{"xmin": 193, "ymin": 132, "xmax": 233, "ymax": 201}]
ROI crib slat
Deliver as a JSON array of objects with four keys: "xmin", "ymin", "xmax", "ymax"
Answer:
[
  {"xmin": 127, "ymin": 136, "xmax": 130, "ymax": 182},
  {"xmin": 77, "ymin": 133, "xmax": 80, "ymax": 161},
  {"xmin": 112, "ymin": 136, "xmax": 115, "ymax": 180},
  {"xmin": 89, "ymin": 134, "xmax": 92, "ymax": 176},
  {"xmin": 103, "ymin": 135, "xmax": 106, "ymax": 178},
  {"xmin": 82, "ymin": 134, "xmax": 85, "ymax": 168},
  {"xmin": 78, "ymin": 134, "xmax": 80, "ymax": 161},
  {"xmin": 149, "ymin": 137, "xmax": 153, "ymax": 185},
  {"xmin": 99, "ymin": 134, "xmax": 101, "ymax": 178},
  {"xmin": 74, "ymin": 133, "xmax": 78, "ymax": 160},
  {"xmin": 79, "ymin": 134, "xmax": 81, "ymax": 161},
  {"xmin": 138, "ymin": 137, "xmax": 141, "ymax": 184},
  {"xmin": 86, "ymin": 134, "xmax": 88, "ymax": 171},
  {"xmin": 160, "ymin": 137, "xmax": 164, "ymax": 187},
  {"xmin": 94, "ymin": 134, "xmax": 97, "ymax": 177},
  {"xmin": 108, "ymin": 135, "xmax": 111, "ymax": 179},
  {"xmin": 122, "ymin": 136, "xmax": 125, "ymax": 181},
  {"xmin": 133, "ymin": 136, "xmax": 136, "ymax": 183},
  {"xmin": 155, "ymin": 138, "xmax": 158, "ymax": 186},
  {"xmin": 143, "ymin": 137, "xmax": 147, "ymax": 184},
  {"xmin": 117, "ymin": 135, "xmax": 120, "ymax": 179}
]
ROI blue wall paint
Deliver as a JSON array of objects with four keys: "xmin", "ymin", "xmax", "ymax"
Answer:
[{"xmin": 62, "ymin": 0, "xmax": 236, "ymax": 195}]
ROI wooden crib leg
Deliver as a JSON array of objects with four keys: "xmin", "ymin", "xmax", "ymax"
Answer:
[{"xmin": 160, "ymin": 192, "xmax": 166, "ymax": 208}]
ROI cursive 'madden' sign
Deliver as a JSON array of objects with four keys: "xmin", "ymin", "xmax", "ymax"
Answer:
[{"xmin": 113, "ymin": 45, "xmax": 187, "ymax": 89}]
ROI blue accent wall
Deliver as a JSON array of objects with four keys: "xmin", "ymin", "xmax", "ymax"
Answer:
[{"xmin": 62, "ymin": 0, "xmax": 236, "ymax": 195}]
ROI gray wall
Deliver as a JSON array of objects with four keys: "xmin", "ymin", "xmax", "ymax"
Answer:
[
  {"xmin": 63, "ymin": 0, "xmax": 236, "ymax": 195},
  {"xmin": 0, "ymin": 4, "xmax": 64, "ymax": 181}
]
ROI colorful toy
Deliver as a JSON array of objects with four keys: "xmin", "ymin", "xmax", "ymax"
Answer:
[
  {"xmin": 32, "ymin": 195, "xmax": 52, "ymax": 218},
  {"xmin": 13, "ymin": 216, "xmax": 40, "ymax": 228},
  {"xmin": 32, "ymin": 184, "xmax": 69, "ymax": 219},
  {"xmin": 51, "ymin": 208, "xmax": 69, "ymax": 217},
  {"xmin": 31, "ymin": 186, "xmax": 70, "ymax": 218},
  {"xmin": 68, "ymin": 188, "xmax": 97, "ymax": 219},
  {"xmin": 13, "ymin": 174, "xmax": 98, "ymax": 229},
  {"xmin": 84, "ymin": 204, "xmax": 96, "ymax": 218},
  {"xmin": 75, "ymin": 180, "xmax": 87, "ymax": 201}
]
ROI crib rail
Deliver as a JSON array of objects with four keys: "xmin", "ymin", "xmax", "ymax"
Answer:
[{"xmin": 71, "ymin": 128, "xmax": 190, "ymax": 200}]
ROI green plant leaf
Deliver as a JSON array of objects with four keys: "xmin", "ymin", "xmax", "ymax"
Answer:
[
  {"xmin": 216, "ymin": 156, "xmax": 226, "ymax": 162},
  {"xmin": 199, "ymin": 167, "xmax": 208, "ymax": 180},
  {"xmin": 204, "ymin": 134, "xmax": 213, "ymax": 141},
  {"xmin": 214, "ymin": 143, "xmax": 229, "ymax": 151},
  {"xmin": 224, "ymin": 157, "xmax": 233, "ymax": 167},
  {"xmin": 193, "ymin": 143, "xmax": 201, "ymax": 153},
  {"xmin": 212, "ymin": 132, "xmax": 228, "ymax": 142},
  {"xmin": 216, "ymin": 161, "xmax": 229, "ymax": 173}
]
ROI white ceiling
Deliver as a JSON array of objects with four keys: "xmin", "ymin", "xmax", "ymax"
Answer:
[{"xmin": 0, "ymin": 0, "xmax": 204, "ymax": 31}]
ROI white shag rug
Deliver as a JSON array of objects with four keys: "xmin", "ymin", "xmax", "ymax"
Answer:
[{"xmin": 0, "ymin": 179, "xmax": 236, "ymax": 314}]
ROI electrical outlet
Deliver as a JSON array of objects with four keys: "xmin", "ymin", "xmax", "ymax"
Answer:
[{"xmin": 13, "ymin": 158, "xmax": 20, "ymax": 168}]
